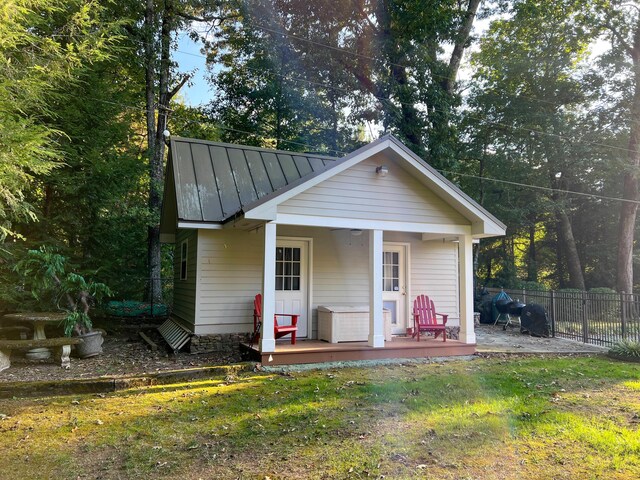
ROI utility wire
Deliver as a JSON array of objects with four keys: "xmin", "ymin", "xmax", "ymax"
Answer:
[
  {"xmin": 249, "ymin": 22, "xmax": 599, "ymax": 111},
  {"xmin": 87, "ymin": 93, "xmax": 636, "ymax": 206},
  {"xmin": 439, "ymin": 169, "xmax": 640, "ymax": 205},
  {"xmin": 46, "ymin": 26, "xmax": 632, "ymax": 156},
  {"xmin": 18, "ymin": 28, "xmax": 639, "ymax": 204}
]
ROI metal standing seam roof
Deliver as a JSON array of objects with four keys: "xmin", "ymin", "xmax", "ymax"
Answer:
[{"xmin": 169, "ymin": 137, "xmax": 339, "ymax": 223}]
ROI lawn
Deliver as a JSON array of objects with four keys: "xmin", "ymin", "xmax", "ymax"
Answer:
[{"xmin": 1, "ymin": 355, "xmax": 639, "ymax": 479}]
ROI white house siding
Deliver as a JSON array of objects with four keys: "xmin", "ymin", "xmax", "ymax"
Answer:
[
  {"xmin": 384, "ymin": 231, "xmax": 460, "ymax": 326},
  {"xmin": 172, "ymin": 228, "xmax": 198, "ymax": 327},
  {"xmin": 278, "ymin": 154, "xmax": 470, "ymax": 226},
  {"xmin": 278, "ymin": 226, "xmax": 370, "ymax": 339},
  {"xmin": 194, "ymin": 229, "xmax": 265, "ymax": 335},
  {"xmin": 191, "ymin": 226, "xmax": 459, "ymax": 336}
]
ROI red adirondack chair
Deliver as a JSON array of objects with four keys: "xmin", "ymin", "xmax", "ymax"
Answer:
[
  {"xmin": 412, "ymin": 294, "xmax": 448, "ymax": 342},
  {"xmin": 253, "ymin": 293, "xmax": 299, "ymax": 345}
]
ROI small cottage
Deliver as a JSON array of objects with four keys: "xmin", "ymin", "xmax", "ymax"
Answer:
[{"xmin": 160, "ymin": 134, "xmax": 505, "ymax": 364}]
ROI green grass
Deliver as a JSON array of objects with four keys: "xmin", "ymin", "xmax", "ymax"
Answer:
[{"xmin": 1, "ymin": 355, "xmax": 640, "ymax": 479}]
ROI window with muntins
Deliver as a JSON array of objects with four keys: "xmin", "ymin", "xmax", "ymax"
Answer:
[
  {"xmin": 382, "ymin": 251, "xmax": 400, "ymax": 292},
  {"xmin": 180, "ymin": 240, "xmax": 188, "ymax": 280},
  {"xmin": 275, "ymin": 247, "xmax": 301, "ymax": 291}
]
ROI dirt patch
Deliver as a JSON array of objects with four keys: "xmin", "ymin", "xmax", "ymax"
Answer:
[{"xmin": 0, "ymin": 323, "xmax": 238, "ymax": 384}]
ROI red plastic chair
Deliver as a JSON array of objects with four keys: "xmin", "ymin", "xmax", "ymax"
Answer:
[
  {"xmin": 413, "ymin": 294, "xmax": 448, "ymax": 342},
  {"xmin": 253, "ymin": 293, "xmax": 298, "ymax": 345}
]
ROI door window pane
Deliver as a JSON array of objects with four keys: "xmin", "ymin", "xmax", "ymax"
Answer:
[
  {"xmin": 384, "ymin": 301, "xmax": 398, "ymax": 325},
  {"xmin": 275, "ymin": 246, "xmax": 302, "ymax": 291},
  {"xmin": 382, "ymin": 250, "xmax": 400, "ymax": 292}
]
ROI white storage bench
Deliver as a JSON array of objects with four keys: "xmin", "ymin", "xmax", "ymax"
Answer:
[{"xmin": 318, "ymin": 305, "xmax": 392, "ymax": 343}]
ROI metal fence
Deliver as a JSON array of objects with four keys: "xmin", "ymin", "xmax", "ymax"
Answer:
[
  {"xmin": 486, "ymin": 288, "xmax": 640, "ymax": 347},
  {"xmin": 102, "ymin": 277, "xmax": 174, "ymax": 320}
]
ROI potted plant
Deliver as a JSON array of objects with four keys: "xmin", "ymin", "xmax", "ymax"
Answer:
[{"xmin": 15, "ymin": 247, "xmax": 111, "ymax": 358}]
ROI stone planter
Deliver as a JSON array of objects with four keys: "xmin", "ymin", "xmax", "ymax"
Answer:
[{"xmin": 75, "ymin": 330, "xmax": 104, "ymax": 358}]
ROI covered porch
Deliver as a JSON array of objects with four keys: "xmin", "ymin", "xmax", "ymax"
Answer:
[{"xmin": 253, "ymin": 220, "xmax": 477, "ymax": 357}]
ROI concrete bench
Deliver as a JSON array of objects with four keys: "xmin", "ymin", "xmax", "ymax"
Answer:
[
  {"xmin": 0, "ymin": 326, "xmax": 32, "ymax": 340},
  {"xmin": 0, "ymin": 337, "xmax": 83, "ymax": 372}
]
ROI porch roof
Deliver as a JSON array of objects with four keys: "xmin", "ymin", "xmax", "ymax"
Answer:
[
  {"xmin": 161, "ymin": 135, "xmax": 506, "ymax": 238},
  {"xmin": 162, "ymin": 137, "xmax": 338, "ymax": 225}
]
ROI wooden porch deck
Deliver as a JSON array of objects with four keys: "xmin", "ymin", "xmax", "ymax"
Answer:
[{"xmin": 241, "ymin": 336, "xmax": 475, "ymax": 365}]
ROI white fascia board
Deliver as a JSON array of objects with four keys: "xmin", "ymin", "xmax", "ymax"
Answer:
[
  {"xmin": 177, "ymin": 221, "xmax": 223, "ymax": 230},
  {"xmin": 275, "ymin": 213, "xmax": 471, "ymax": 235},
  {"xmin": 386, "ymin": 141, "xmax": 506, "ymax": 236},
  {"xmin": 244, "ymin": 139, "xmax": 391, "ymax": 220}
]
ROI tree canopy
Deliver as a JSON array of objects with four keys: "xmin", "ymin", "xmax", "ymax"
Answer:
[{"xmin": 2, "ymin": 0, "xmax": 640, "ymax": 305}]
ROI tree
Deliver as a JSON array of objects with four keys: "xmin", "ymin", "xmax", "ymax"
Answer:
[
  {"xmin": 596, "ymin": 2, "xmax": 640, "ymax": 293},
  {"xmin": 143, "ymin": 0, "xmax": 229, "ymax": 301},
  {"xmin": 0, "ymin": 0, "xmax": 118, "ymax": 241},
  {"xmin": 467, "ymin": 0, "xmax": 603, "ymax": 289},
  {"xmin": 203, "ymin": 0, "xmax": 482, "ymax": 165}
]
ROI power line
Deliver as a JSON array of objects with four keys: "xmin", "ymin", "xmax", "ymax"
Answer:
[
  {"xmin": 17, "ymin": 25, "xmax": 639, "ymax": 201},
  {"xmin": 439, "ymin": 169, "xmax": 640, "ymax": 205},
  {"xmin": 27, "ymin": 88, "xmax": 640, "ymax": 206}
]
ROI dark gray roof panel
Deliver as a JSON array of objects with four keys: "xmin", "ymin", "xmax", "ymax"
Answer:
[
  {"xmin": 277, "ymin": 154, "xmax": 300, "ymax": 183},
  {"xmin": 169, "ymin": 137, "xmax": 337, "ymax": 222},
  {"xmin": 190, "ymin": 143, "xmax": 223, "ymax": 221},
  {"xmin": 228, "ymin": 148, "xmax": 258, "ymax": 206},
  {"xmin": 173, "ymin": 141, "xmax": 203, "ymax": 221},
  {"xmin": 209, "ymin": 146, "xmax": 241, "ymax": 217},
  {"xmin": 261, "ymin": 152, "xmax": 287, "ymax": 190},
  {"xmin": 244, "ymin": 150, "xmax": 272, "ymax": 198},
  {"xmin": 293, "ymin": 155, "xmax": 313, "ymax": 176},
  {"xmin": 308, "ymin": 157, "xmax": 326, "ymax": 172}
]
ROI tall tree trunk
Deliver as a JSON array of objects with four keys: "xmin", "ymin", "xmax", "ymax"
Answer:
[
  {"xmin": 144, "ymin": 0, "xmax": 161, "ymax": 302},
  {"xmin": 376, "ymin": 0, "xmax": 424, "ymax": 155},
  {"xmin": 442, "ymin": 0, "xmax": 482, "ymax": 95},
  {"xmin": 556, "ymin": 208, "xmax": 585, "ymax": 290},
  {"xmin": 555, "ymin": 221, "xmax": 565, "ymax": 288},
  {"xmin": 527, "ymin": 222, "xmax": 538, "ymax": 282},
  {"xmin": 145, "ymin": 0, "xmax": 175, "ymax": 302},
  {"xmin": 617, "ymin": 18, "xmax": 640, "ymax": 294}
]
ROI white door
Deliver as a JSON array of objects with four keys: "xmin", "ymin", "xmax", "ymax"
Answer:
[
  {"xmin": 275, "ymin": 240, "xmax": 309, "ymax": 338},
  {"xmin": 383, "ymin": 245, "xmax": 407, "ymax": 335}
]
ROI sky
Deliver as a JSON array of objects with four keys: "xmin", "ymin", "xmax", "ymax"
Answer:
[
  {"xmin": 172, "ymin": 18, "xmax": 491, "ymax": 109},
  {"xmin": 174, "ymin": 33, "xmax": 211, "ymax": 106}
]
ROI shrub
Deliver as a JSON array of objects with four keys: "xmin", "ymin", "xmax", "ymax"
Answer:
[
  {"xmin": 588, "ymin": 287, "xmax": 617, "ymax": 295},
  {"xmin": 609, "ymin": 340, "xmax": 640, "ymax": 358}
]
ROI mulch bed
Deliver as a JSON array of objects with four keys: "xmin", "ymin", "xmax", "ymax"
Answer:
[{"xmin": 0, "ymin": 319, "xmax": 238, "ymax": 384}]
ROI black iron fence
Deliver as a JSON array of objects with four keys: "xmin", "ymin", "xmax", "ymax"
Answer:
[
  {"xmin": 486, "ymin": 288, "xmax": 640, "ymax": 347},
  {"xmin": 102, "ymin": 277, "xmax": 174, "ymax": 319}
]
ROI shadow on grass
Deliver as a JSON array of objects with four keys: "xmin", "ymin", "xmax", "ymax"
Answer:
[{"xmin": 2, "ymin": 356, "xmax": 640, "ymax": 479}]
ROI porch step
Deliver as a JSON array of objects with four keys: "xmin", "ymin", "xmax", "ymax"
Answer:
[{"xmin": 243, "ymin": 338, "xmax": 476, "ymax": 366}]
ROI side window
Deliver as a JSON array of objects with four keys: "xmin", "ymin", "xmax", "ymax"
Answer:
[{"xmin": 180, "ymin": 240, "xmax": 188, "ymax": 280}]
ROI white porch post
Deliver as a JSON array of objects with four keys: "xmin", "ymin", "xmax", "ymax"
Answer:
[
  {"xmin": 369, "ymin": 229, "xmax": 385, "ymax": 347},
  {"xmin": 458, "ymin": 234, "xmax": 476, "ymax": 344},
  {"xmin": 260, "ymin": 222, "xmax": 277, "ymax": 353}
]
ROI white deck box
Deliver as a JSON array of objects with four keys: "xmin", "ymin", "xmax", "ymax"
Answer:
[{"xmin": 317, "ymin": 305, "xmax": 393, "ymax": 343}]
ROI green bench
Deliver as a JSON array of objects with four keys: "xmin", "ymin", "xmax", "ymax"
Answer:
[{"xmin": 0, "ymin": 337, "xmax": 83, "ymax": 372}]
